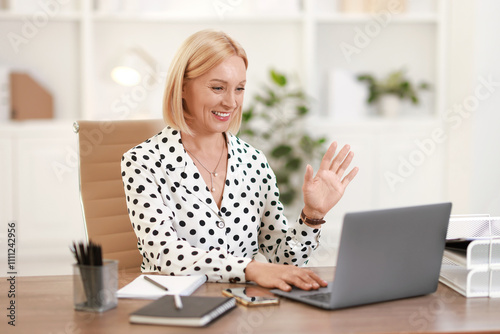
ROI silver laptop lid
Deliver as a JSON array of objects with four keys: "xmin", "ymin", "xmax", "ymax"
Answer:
[{"xmin": 329, "ymin": 202, "xmax": 452, "ymax": 309}]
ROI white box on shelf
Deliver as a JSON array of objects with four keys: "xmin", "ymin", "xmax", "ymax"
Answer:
[
  {"xmin": 9, "ymin": 0, "xmax": 38, "ymax": 13},
  {"xmin": 255, "ymin": 0, "xmax": 301, "ymax": 14},
  {"xmin": 164, "ymin": 0, "xmax": 216, "ymax": 16},
  {"xmin": 328, "ymin": 68, "xmax": 368, "ymax": 120},
  {"xmin": 406, "ymin": 0, "xmax": 436, "ymax": 14}
]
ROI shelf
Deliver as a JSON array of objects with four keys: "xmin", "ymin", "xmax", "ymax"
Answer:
[
  {"xmin": 306, "ymin": 115, "xmax": 442, "ymax": 129},
  {"xmin": 0, "ymin": 11, "xmax": 81, "ymax": 22},
  {"xmin": 0, "ymin": 10, "xmax": 436, "ymax": 24},
  {"xmin": 91, "ymin": 12, "xmax": 304, "ymax": 24},
  {"xmin": 87, "ymin": 12, "xmax": 438, "ymax": 25},
  {"xmin": 315, "ymin": 12, "xmax": 439, "ymax": 24},
  {"xmin": 0, "ymin": 0, "xmax": 447, "ymax": 123}
]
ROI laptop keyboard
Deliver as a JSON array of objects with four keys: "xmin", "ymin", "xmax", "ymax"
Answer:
[{"xmin": 302, "ymin": 292, "xmax": 332, "ymax": 303}]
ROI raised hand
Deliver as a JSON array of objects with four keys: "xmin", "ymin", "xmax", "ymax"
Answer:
[{"xmin": 302, "ymin": 141, "xmax": 359, "ymax": 220}]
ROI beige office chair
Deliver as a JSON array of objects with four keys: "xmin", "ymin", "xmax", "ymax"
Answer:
[{"xmin": 74, "ymin": 119, "xmax": 165, "ymax": 270}]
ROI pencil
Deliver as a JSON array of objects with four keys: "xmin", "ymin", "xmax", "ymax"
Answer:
[{"xmin": 143, "ymin": 276, "xmax": 169, "ymax": 291}]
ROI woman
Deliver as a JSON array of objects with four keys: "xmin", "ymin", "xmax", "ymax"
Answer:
[{"xmin": 121, "ymin": 29, "xmax": 358, "ymax": 292}]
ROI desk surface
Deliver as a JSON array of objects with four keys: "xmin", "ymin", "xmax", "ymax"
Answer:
[{"xmin": 3, "ymin": 267, "xmax": 500, "ymax": 334}]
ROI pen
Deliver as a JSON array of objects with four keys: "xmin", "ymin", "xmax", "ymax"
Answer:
[
  {"xmin": 144, "ymin": 276, "xmax": 169, "ymax": 291},
  {"xmin": 174, "ymin": 294, "xmax": 183, "ymax": 310}
]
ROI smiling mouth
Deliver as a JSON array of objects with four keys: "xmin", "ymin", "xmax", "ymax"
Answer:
[{"xmin": 212, "ymin": 111, "xmax": 231, "ymax": 117}]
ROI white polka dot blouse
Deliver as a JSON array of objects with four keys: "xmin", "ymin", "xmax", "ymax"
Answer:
[{"xmin": 121, "ymin": 126, "xmax": 321, "ymax": 283}]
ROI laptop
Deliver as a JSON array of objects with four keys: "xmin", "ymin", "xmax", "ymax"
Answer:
[{"xmin": 271, "ymin": 202, "xmax": 452, "ymax": 310}]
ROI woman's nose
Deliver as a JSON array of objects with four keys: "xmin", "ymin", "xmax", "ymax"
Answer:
[{"xmin": 222, "ymin": 91, "xmax": 237, "ymax": 109}]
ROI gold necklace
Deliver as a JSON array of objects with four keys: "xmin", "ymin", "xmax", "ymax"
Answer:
[{"xmin": 184, "ymin": 139, "xmax": 225, "ymax": 192}]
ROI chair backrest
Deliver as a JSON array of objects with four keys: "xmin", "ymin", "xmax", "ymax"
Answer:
[{"xmin": 74, "ymin": 119, "xmax": 165, "ymax": 270}]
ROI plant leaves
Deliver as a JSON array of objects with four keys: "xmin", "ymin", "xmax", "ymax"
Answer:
[
  {"xmin": 275, "ymin": 171, "xmax": 289, "ymax": 185},
  {"xmin": 270, "ymin": 70, "xmax": 287, "ymax": 87},
  {"xmin": 241, "ymin": 108, "xmax": 253, "ymax": 123},
  {"xmin": 285, "ymin": 157, "xmax": 302, "ymax": 171},
  {"xmin": 237, "ymin": 69, "xmax": 326, "ymax": 207},
  {"xmin": 271, "ymin": 144, "xmax": 293, "ymax": 158},
  {"xmin": 280, "ymin": 190, "xmax": 295, "ymax": 206},
  {"xmin": 296, "ymin": 105, "xmax": 308, "ymax": 116}
]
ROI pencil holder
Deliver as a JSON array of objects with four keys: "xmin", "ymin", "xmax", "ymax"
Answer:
[{"xmin": 73, "ymin": 259, "xmax": 119, "ymax": 312}]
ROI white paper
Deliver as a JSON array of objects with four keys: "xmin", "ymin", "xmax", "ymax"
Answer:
[{"xmin": 118, "ymin": 274, "xmax": 207, "ymax": 299}]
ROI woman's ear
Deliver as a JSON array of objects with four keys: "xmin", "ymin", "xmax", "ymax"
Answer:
[{"xmin": 181, "ymin": 81, "xmax": 187, "ymax": 98}]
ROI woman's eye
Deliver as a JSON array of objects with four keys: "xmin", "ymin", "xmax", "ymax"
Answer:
[
  {"xmin": 211, "ymin": 86, "xmax": 223, "ymax": 91},
  {"xmin": 237, "ymin": 87, "xmax": 245, "ymax": 92}
]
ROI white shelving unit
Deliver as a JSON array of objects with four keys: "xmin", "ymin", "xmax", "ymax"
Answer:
[
  {"xmin": 0, "ymin": 0, "xmax": 448, "ymax": 121},
  {"xmin": 0, "ymin": 0, "xmax": 452, "ymax": 274}
]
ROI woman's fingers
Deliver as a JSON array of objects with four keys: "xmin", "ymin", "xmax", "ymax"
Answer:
[
  {"xmin": 303, "ymin": 164, "xmax": 314, "ymax": 185},
  {"xmin": 336, "ymin": 150, "xmax": 355, "ymax": 177},
  {"xmin": 245, "ymin": 254, "xmax": 329, "ymax": 292},
  {"xmin": 319, "ymin": 141, "xmax": 338, "ymax": 171},
  {"xmin": 276, "ymin": 280, "xmax": 292, "ymax": 292},
  {"xmin": 320, "ymin": 141, "xmax": 354, "ymax": 175},
  {"xmin": 281, "ymin": 268, "xmax": 328, "ymax": 291},
  {"xmin": 342, "ymin": 166, "xmax": 359, "ymax": 187},
  {"xmin": 329, "ymin": 144, "xmax": 351, "ymax": 173}
]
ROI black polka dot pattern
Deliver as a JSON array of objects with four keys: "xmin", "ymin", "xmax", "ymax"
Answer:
[{"xmin": 121, "ymin": 126, "xmax": 321, "ymax": 283}]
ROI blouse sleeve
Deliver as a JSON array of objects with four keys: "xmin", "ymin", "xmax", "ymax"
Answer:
[
  {"xmin": 121, "ymin": 151, "xmax": 251, "ymax": 283},
  {"xmin": 257, "ymin": 159, "xmax": 321, "ymax": 266}
]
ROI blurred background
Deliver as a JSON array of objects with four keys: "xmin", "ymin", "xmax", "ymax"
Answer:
[{"xmin": 0, "ymin": 0, "xmax": 498, "ymax": 275}]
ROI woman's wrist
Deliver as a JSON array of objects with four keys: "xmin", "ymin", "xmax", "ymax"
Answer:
[
  {"xmin": 301, "ymin": 207, "xmax": 326, "ymax": 227},
  {"xmin": 302, "ymin": 206, "xmax": 325, "ymax": 220},
  {"xmin": 245, "ymin": 260, "xmax": 263, "ymax": 282}
]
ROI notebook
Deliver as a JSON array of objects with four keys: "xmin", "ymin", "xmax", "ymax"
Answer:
[
  {"xmin": 118, "ymin": 274, "xmax": 207, "ymax": 299},
  {"xmin": 129, "ymin": 295, "xmax": 236, "ymax": 327},
  {"xmin": 271, "ymin": 203, "xmax": 452, "ymax": 310}
]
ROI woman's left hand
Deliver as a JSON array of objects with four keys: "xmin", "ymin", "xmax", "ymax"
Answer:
[{"xmin": 302, "ymin": 141, "xmax": 359, "ymax": 220}]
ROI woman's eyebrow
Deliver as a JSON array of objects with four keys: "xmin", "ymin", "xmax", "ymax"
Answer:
[{"xmin": 209, "ymin": 79, "xmax": 247, "ymax": 85}]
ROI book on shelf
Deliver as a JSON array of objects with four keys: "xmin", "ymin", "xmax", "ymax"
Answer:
[
  {"xmin": 129, "ymin": 295, "xmax": 236, "ymax": 327},
  {"xmin": 118, "ymin": 274, "xmax": 207, "ymax": 299}
]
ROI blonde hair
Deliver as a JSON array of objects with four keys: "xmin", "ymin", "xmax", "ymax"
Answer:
[{"xmin": 163, "ymin": 29, "xmax": 248, "ymax": 135}]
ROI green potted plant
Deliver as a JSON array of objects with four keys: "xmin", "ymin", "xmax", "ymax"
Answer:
[
  {"xmin": 357, "ymin": 69, "xmax": 430, "ymax": 117},
  {"xmin": 239, "ymin": 70, "xmax": 326, "ymax": 207}
]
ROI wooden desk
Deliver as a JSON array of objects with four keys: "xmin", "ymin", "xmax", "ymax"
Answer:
[{"xmin": 3, "ymin": 267, "xmax": 500, "ymax": 334}]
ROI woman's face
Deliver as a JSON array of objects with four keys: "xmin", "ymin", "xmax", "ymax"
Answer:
[{"xmin": 182, "ymin": 55, "xmax": 246, "ymax": 136}]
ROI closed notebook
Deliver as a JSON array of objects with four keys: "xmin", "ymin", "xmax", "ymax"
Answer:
[
  {"xmin": 118, "ymin": 274, "xmax": 207, "ymax": 299},
  {"xmin": 129, "ymin": 295, "xmax": 236, "ymax": 327}
]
